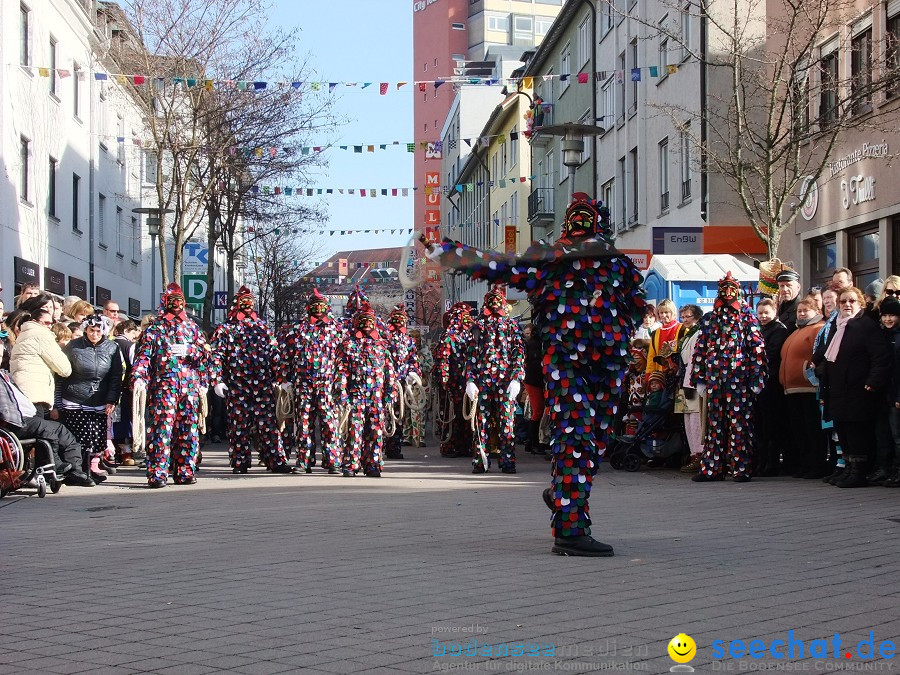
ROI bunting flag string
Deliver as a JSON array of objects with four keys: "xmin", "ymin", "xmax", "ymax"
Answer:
[
  {"xmin": 18, "ymin": 62, "xmax": 687, "ymax": 94},
  {"xmin": 247, "ymin": 176, "xmax": 535, "ymax": 197}
]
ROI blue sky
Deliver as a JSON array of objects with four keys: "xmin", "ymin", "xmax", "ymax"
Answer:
[{"xmin": 271, "ymin": 1, "xmax": 414, "ymax": 263}]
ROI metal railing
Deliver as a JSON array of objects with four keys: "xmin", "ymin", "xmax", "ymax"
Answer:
[
  {"xmin": 527, "ymin": 188, "xmax": 554, "ymax": 221},
  {"xmin": 660, "ymin": 191, "xmax": 669, "ymax": 212},
  {"xmin": 681, "ymin": 179, "xmax": 692, "ymax": 201}
]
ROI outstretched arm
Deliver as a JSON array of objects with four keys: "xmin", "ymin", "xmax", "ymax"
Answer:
[{"xmin": 423, "ymin": 237, "xmax": 541, "ymax": 291}]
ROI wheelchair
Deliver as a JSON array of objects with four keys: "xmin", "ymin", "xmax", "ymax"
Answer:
[{"xmin": 0, "ymin": 426, "xmax": 64, "ymax": 498}]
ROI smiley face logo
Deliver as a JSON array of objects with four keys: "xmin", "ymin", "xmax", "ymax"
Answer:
[{"xmin": 668, "ymin": 633, "xmax": 696, "ymax": 664}]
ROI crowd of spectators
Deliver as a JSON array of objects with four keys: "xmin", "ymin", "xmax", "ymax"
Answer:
[{"xmin": 626, "ymin": 266, "xmax": 899, "ymax": 488}]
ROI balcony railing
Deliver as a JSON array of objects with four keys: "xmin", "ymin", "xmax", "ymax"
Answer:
[
  {"xmin": 527, "ymin": 188, "xmax": 555, "ymax": 222},
  {"xmin": 660, "ymin": 191, "xmax": 669, "ymax": 212},
  {"xmin": 681, "ymin": 179, "xmax": 692, "ymax": 201}
]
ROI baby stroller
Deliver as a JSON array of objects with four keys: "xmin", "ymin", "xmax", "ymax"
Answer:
[{"xmin": 608, "ymin": 370, "xmax": 684, "ymax": 472}]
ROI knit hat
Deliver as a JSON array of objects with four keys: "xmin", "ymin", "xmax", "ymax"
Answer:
[
  {"xmin": 866, "ymin": 279, "xmax": 885, "ymax": 300},
  {"xmin": 647, "ymin": 371, "xmax": 667, "ymax": 389},
  {"xmin": 880, "ymin": 296, "xmax": 900, "ymax": 317}
]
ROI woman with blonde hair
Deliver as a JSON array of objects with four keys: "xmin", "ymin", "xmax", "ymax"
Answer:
[
  {"xmin": 874, "ymin": 275, "xmax": 900, "ymax": 311},
  {"xmin": 64, "ymin": 300, "xmax": 95, "ymax": 324}
]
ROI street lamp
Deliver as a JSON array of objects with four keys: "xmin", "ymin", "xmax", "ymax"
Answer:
[
  {"xmin": 534, "ymin": 123, "xmax": 605, "ymax": 204},
  {"xmin": 132, "ymin": 206, "xmax": 173, "ymax": 311}
]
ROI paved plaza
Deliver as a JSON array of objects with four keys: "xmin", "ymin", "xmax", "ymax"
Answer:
[{"xmin": 2, "ymin": 442, "xmax": 900, "ymax": 674}]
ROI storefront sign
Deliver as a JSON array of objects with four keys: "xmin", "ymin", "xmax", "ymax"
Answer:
[
  {"xmin": 504, "ymin": 226, "xmax": 517, "ymax": 254},
  {"xmin": 840, "ymin": 175, "xmax": 875, "ymax": 209},
  {"xmin": 44, "ymin": 267, "xmax": 65, "ymax": 295},
  {"xmin": 13, "ymin": 256, "xmax": 39, "ymax": 286},
  {"xmin": 69, "ymin": 276, "xmax": 87, "ymax": 299},
  {"xmin": 413, "ymin": 0, "xmax": 439, "ymax": 12},
  {"xmin": 128, "ymin": 297, "xmax": 141, "ymax": 317},
  {"xmin": 799, "ymin": 176, "xmax": 819, "ymax": 221},
  {"xmin": 620, "ymin": 249, "xmax": 651, "ymax": 270},
  {"xmin": 828, "ymin": 141, "xmax": 890, "ymax": 177},
  {"xmin": 96, "ymin": 286, "xmax": 112, "ymax": 306},
  {"xmin": 652, "ymin": 227, "xmax": 703, "ymax": 255}
]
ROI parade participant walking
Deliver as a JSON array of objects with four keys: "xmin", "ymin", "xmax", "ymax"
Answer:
[
  {"xmin": 690, "ymin": 273, "xmax": 767, "ymax": 482},
  {"xmin": 384, "ymin": 305, "xmax": 421, "ymax": 460},
  {"xmin": 434, "ymin": 303, "xmax": 475, "ymax": 458},
  {"xmin": 464, "ymin": 287, "xmax": 525, "ymax": 474},
  {"xmin": 337, "ymin": 303, "xmax": 396, "ymax": 478},
  {"xmin": 279, "ymin": 289, "xmax": 344, "ymax": 473},
  {"xmin": 211, "ymin": 286, "xmax": 291, "ymax": 474},
  {"xmin": 424, "ymin": 193, "xmax": 645, "ymax": 557},
  {"xmin": 132, "ymin": 283, "xmax": 210, "ymax": 488}
]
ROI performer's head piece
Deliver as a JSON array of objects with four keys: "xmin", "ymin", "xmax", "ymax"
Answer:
[
  {"xmin": 483, "ymin": 286, "xmax": 507, "ymax": 315},
  {"xmin": 307, "ymin": 288, "xmax": 330, "ymax": 317},
  {"xmin": 346, "ymin": 283, "xmax": 368, "ymax": 312},
  {"xmin": 389, "ymin": 304, "xmax": 409, "ymax": 329},
  {"xmin": 562, "ymin": 192, "xmax": 608, "ymax": 240},
  {"xmin": 163, "ymin": 282, "xmax": 185, "ymax": 313},
  {"xmin": 717, "ymin": 271, "xmax": 742, "ymax": 306},
  {"xmin": 354, "ymin": 301, "xmax": 378, "ymax": 337},
  {"xmin": 234, "ymin": 285, "xmax": 254, "ymax": 312}
]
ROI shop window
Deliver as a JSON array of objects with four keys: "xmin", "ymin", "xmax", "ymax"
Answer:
[
  {"xmin": 850, "ymin": 225, "xmax": 879, "ymax": 290},
  {"xmin": 810, "ymin": 235, "xmax": 836, "ymax": 286}
]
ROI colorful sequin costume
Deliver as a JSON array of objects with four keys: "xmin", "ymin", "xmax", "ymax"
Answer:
[
  {"xmin": 428, "ymin": 193, "xmax": 644, "ymax": 550},
  {"xmin": 434, "ymin": 303, "xmax": 475, "ymax": 457},
  {"xmin": 132, "ymin": 283, "xmax": 210, "ymax": 487},
  {"xmin": 279, "ymin": 289, "xmax": 345, "ymax": 472},
  {"xmin": 690, "ymin": 272, "xmax": 767, "ymax": 482},
  {"xmin": 337, "ymin": 303, "xmax": 396, "ymax": 477},
  {"xmin": 210, "ymin": 286, "xmax": 290, "ymax": 474},
  {"xmin": 405, "ymin": 336, "xmax": 433, "ymax": 447},
  {"xmin": 466, "ymin": 287, "xmax": 525, "ymax": 473},
  {"xmin": 385, "ymin": 305, "xmax": 421, "ymax": 459}
]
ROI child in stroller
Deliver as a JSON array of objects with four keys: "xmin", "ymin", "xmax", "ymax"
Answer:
[{"xmin": 609, "ymin": 346, "xmax": 685, "ymax": 472}]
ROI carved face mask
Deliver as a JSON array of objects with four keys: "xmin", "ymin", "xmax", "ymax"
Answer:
[
  {"xmin": 238, "ymin": 296, "xmax": 254, "ymax": 312},
  {"xmin": 358, "ymin": 315, "xmax": 375, "ymax": 333},
  {"xmin": 166, "ymin": 294, "xmax": 185, "ymax": 313},
  {"xmin": 390, "ymin": 313, "xmax": 408, "ymax": 329},
  {"xmin": 309, "ymin": 302, "xmax": 328, "ymax": 318}
]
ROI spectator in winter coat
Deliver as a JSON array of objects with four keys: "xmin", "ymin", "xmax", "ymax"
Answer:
[
  {"xmin": 813, "ymin": 286, "xmax": 892, "ymax": 488},
  {"xmin": 754, "ymin": 298, "xmax": 789, "ymax": 476},
  {"xmin": 9, "ymin": 307, "xmax": 72, "ymax": 417},
  {"xmin": 872, "ymin": 298, "xmax": 900, "ymax": 487},
  {"xmin": 674, "ymin": 304, "xmax": 704, "ymax": 472},
  {"xmin": 57, "ymin": 315, "xmax": 123, "ymax": 482},
  {"xmin": 778, "ymin": 298, "xmax": 825, "ymax": 478},
  {"xmin": 775, "ymin": 269, "xmax": 801, "ymax": 333}
]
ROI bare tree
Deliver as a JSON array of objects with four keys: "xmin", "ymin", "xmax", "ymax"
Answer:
[
  {"xmin": 113, "ymin": 0, "xmax": 337, "ymax": 287},
  {"xmin": 246, "ymin": 223, "xmax": 322, "ymax": 325},
  {"xmin": 620, "ymin": 0, "xmax": 900, "ymax": 257}
]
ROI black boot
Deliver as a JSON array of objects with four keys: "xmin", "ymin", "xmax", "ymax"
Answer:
[
  {"xmin": 882, "ymin": 468, "xmax": 900, "ymax": 487},
  {"xmin": 826, "ymin": 464, "xmax": 847, "ymax": 484},
  {"xmin": 836, "ymin": 457, "xmax": 869, "ymax": 488},
  {"xmin": 552, "ymin": 535, "xmax": 614, "ymax": 557},
  {"xmin": 866, "ymin": 467, "xmax": 891, "ymax": 485}
]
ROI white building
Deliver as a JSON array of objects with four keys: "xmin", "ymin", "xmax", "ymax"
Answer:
[{"xmin": 1, "ymin": 0, "xmax": 231, "ymax": 319}]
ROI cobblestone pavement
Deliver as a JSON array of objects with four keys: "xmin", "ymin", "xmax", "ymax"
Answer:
[{"xmin": 1, "ymin": 441, "xmax": 900, "ymax": 674}]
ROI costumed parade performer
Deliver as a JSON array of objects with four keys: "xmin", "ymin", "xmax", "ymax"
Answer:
[
  {"xmin": 278, "ymin": 289, "xmax": 345, "ymax": 473},
  {"xmin": 465, "ymin": 287, "xmax": 525, "ymax": 474},
  {"xmin": 132, "ymin": 283, "xmax": 210, "ymax": 488},
  {"xmin": 405, "ymin": 329, "xmax": 432, "ymax": 448},
  {"xmin": 210, "ymin": 286, "xmax": 291, "ymax": 474},
  {"xmin": 433, "ymin": 303, "xmax": 475, "ymax": 458},
  {"xmin": 423, "ymin": 193, "xmax": 644, "ymax": 556},
  {"xmin": 337, "ymin": 303, "xmax": 396, "ymax": 477},
  {"xmin": 385, "ymin": 305, "xmax": 422, "ymax": 460},
  {"xmin": 690, "ymin": 272, "xmax": 767, "ymax": 482}
]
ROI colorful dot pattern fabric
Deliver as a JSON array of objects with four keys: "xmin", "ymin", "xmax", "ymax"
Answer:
[
  {"xmin": 211, "ymin": 315, "xmax": 288, "ymax": 471},
  {"xmin": 132, "ymin": 315, "xmax": 210, "ymax": 483},
  {"xmin": 690, "ymin": 302, "xmax": 767, "ymax": 479},
  {"xmin": 433, "ymin": 236, "xmax": 644, "ymax": 536}
]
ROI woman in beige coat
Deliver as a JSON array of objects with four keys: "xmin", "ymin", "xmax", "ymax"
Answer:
[{"xmin": 10, "ymin": 306, "xmax": 72, "ymax": 418}]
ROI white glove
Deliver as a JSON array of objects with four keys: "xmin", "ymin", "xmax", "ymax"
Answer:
[
  {"xmin": 214, "ymin": 383, "xmax": 229, "ymax": 398},
  {"xmin": 465, "ymin": 381, "xmax": 478, "ymax": 401},
  {"xmin": 133, "ymin": 379, "xmax": 146, "ymax": 394},
  {"xmin": 170, "ymin": 343, "xmax": 188, "ymax": 358},
  {"xmin": 280, "ymin": 382, "xmax": 293, "ymax": 395},
  {"xmin": 751, "ymin": 385, "xmax": 762, "ymax": 395},
  {"xmin": 507, "ymin": 380, "xmax": 521, "ymax": 400},
  {"xmin": 200, "ymin": 386, "xmax": 208, "ymax": 398},
  {"xmin": 425, "ymin": 244, "xmax": 443, "ymax": 262},
  {"xmin": 695, "ymin": 383, "xmax": 707, "ymax": 398},
  {"xmin": 407, "ymin": 372, "xmax": 422, "ymax": 387}
]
